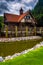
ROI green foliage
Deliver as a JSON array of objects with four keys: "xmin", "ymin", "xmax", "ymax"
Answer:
[
  {"xmin": 36, "ymin": 14, "xmax": 43, "ymax": 26},
  {"xmin": 0, "ymin": 16, "xmax": 4, "ymax": 31},
  {"xmin": 0, "ymin": 16, "xmax": 4, "ymax": 22},
  {"xmin": 0, "ymin": 22, "xmax": 2, "ymax": 29},
  {"xmin": 32, "ymin": 0, "xmax": 43, "ymax": 16},
  {"xmin": 32, "ymin": 0, "xmax": 43, "ymax": 26}
]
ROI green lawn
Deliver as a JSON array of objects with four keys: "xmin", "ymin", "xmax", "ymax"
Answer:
[
  {"xmin": 0, "ymin": 46, "xmax": 43, "ymax": 65},
  {"xmin": 0, "ymin": 39, "xmax": 43, "ymax": 57}
]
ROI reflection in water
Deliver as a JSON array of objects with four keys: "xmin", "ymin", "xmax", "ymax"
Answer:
[{"xmin": 0, "ymin": 39, "xmax": 42, "ymax": 57}]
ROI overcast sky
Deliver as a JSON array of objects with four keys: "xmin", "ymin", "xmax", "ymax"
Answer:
[{"xmin": 0, "ymin": 0, "xmax": 38, "ymax": 16}]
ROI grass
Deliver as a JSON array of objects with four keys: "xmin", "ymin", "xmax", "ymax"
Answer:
[
  {"xmin": 0, "ymin": 38, "xmax": 43, "ymax": 57},
  {"xmin": 0, "ymin": 46, "xmax": 43, "ymax": 65}
]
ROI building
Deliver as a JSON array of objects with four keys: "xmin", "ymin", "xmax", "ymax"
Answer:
[{"xmin": 4, "ymin": 8, "xmax": 36, "ymax": 37}]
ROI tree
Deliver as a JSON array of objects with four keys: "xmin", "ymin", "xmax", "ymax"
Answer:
[{"xmin": 0, "ymin": 21, "xmax": 2, "ymax": 36}]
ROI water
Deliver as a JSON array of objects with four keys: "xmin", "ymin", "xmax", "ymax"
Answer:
[{"xmin": 0, "ymin": 39, "xmax": 42, "ymax": 57}]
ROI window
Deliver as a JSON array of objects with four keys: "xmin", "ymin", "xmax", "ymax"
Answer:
[{"xmin": 25, "ymin": 15, "xmax": 30, "ymax": 20}]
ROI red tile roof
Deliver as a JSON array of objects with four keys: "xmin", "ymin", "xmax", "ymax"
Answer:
[
  {"xmin": 4, "ymin": 13, "xmax": 20, "ymax": 22},
  {"xmin": 4, "ymin": 11, "xmax": 35, "ymax": 23},
  {"xmin": 4, "ymin": 11, "xmax": 29, "ymax": 23}
]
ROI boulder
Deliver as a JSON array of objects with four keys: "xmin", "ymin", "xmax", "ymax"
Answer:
[{"xmin": 0, "ymin": 57, "xmax": 3, "ymax": 62}]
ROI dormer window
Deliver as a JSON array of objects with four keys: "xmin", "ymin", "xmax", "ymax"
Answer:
[
  {"xmin": 26, "ymin": 15, "xmax": 30, "ymax": 19},
  {"xmin": 25, "ymin": 15, "xmax": 30, "ymax": 20}
]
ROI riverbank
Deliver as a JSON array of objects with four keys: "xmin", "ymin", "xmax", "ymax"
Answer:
[{"xmin": 0, "ymin": 36, "xmax": 42, "ymax": 42}]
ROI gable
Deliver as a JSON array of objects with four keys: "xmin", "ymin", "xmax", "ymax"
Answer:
[{"xmin": 21, "ymin": 13, "xmax": 34, "ymax": 23}]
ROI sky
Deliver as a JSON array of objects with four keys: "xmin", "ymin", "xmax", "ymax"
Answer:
[{"xmin": 0, "ymin": 0, "xmax": 38, "ymax": 16}]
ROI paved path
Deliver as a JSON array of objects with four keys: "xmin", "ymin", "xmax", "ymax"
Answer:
[{"xmin": 0, "ymin": 36, "xmax": 42, "ymax": 42}]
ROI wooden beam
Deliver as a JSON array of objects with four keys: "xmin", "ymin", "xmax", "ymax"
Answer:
[
  {"xmin": 15, "ymin": 26, "xmax": 18, "ymax": 37},
  {"xmin": 5, "ymin": 25, "xmax": 8, "ymax": 38},
  {"xmin": 26, "ymin": 26, "xmax": 28, "ymax": 36},
  {"xmin": 34, "ymin": 26, "xmax": 36, "ymax": 36}
]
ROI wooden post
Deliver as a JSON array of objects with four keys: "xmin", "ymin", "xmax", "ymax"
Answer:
[
  {"xmin": 5, "ymin": 25, "xmax": 8, "ymax": 38},
  {"xmin": 26, "ymin": 26, "xmax": 28, "ymax": 36},
  {"xmin": 40, "ymin": 27, "xmax": 42, "ymax": 34},
  {"xmin": 15, "ymin": 26, "xmax": 18, "ymax": 37},
  {"xmin": 34, "ymin": 26, "xmax": 36, "ymax": 36}
]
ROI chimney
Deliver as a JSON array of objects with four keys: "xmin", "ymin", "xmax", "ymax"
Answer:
[{"xmin": 20, "ymin": 8, "xmax": 23, "ymax": 15}]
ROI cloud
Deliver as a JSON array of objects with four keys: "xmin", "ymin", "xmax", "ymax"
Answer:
[
  {"xmin": 22, "ymin": 0, "xmax": 33, "ymax": 3},
  {"xmin": 0, "ymin": 0, "xmax": 38, "ymax": 16}
]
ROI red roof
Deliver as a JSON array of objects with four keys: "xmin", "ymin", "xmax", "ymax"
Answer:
[
  {"xmin": 4, "ymin": 13, "xmax": 20, "ymax": 22},
  {"xmin": 4, "ymin": 11, "xmax": 35, "ymax": 23}
]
